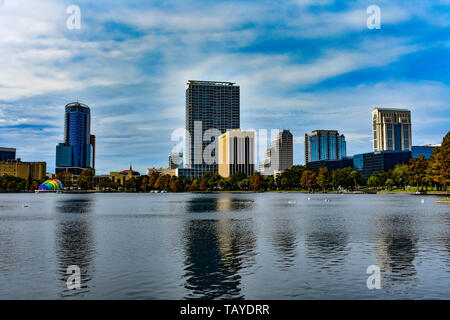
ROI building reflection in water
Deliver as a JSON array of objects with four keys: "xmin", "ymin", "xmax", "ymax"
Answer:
[
  {"xmin": 270, "ymin": 219, "xmax": 297, "ymax": 271},
  {"xmin": 55, "ymin": 197, "xmax": 95, "ymax": 297},
  {"xmin": 183, "ymin": 196, "xmax": 256, "ymax": 299},
  {"xmin": 305, "ymin": 217, "xmax": 349, "ymax": 271},
  {"xmin": 374, "ymin": 214, "xmax": 418, "ymax": 292}
]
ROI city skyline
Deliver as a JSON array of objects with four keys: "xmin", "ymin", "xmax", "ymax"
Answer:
[{"xmin": 0, "ymin": 0, "xmax": 449, "ymax": 174}]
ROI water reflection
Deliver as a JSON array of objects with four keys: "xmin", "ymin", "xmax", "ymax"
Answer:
[
  {"xmin": 183, "ymin": 197, "xmax": 256, "ymax": 299},
  {"xmin": 374, "ymin": 214, "xmax": 418, "ymax": 292},
  {"xmin": 305, "ymin": 223, "xmax": 349, "ymax": 270},
  {"xmin": 55, "ymin": 197, "xmax": 95, "ymax": 297},
  {"xmin": 270, "ymin": 220, "xmax": 297, "ymax": 271},
  {"xmin": 185, "ymin": 195, "xmax": 254, "ymax": 213}
]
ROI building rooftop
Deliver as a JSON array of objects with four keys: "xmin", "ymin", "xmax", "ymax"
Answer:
[
  {"xmin": 373, "ymin": 107, "xmax": 410, "ymax": 112},
  {"xmin": 187, "ymin": 80, "xmax": 236, "ymax": 86}
]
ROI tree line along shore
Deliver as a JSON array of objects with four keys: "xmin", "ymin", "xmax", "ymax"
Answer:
[{"xmin": 1, "ymin": 132, "xmax": 448, "ymax": 195}]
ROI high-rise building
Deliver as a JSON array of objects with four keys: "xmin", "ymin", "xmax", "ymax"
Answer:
[
  {"xmin": 183, "ymin": 80, "xmax": 240, "ymax": 177},
  {"xmin": 304, "ymin": 130, "xmax": 346, "ymax": 163},
  {"xmin": 372, "ymin": 108, "xmax": 411, "ymax": 152},
  {"xmin": 56, "ymin": 102, "xmax": 94, "ymax": 175},
  {"xmin": 411, "ymin": 145, "xmax": 438, "ymax": 159},
  {"xmin": 90, "ymin": 134, "xmax": 96, "ymax": 170},
  {"xmin": 218, "ymin": 129, "xmax": 255, "ymax": 178},
  {"xmin": 259, "ymin": 130, "xmax": 293, "ymax": 176},
  {"xmin": 168, "ymin": 152, "xmax": 183, "ymax": 169},
  {"xmin": 0, "ymin": 147, "xmax": 16, "ymax": 161}
]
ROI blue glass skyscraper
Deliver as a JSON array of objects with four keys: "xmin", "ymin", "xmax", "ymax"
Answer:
[
  {"xmin": 305, "ymin": 130, "xmax": 347, "ymax": 163},
  {"xmin": 56, "ymin": 102, "xmax": 94, "ymax": 175}
]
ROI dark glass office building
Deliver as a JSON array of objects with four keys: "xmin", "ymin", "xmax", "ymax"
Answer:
[
  {"xmin": 306, "ymin": 157, "xmax": 354, "ymax": 171},
  {"xmin": 353, "ymin": 151, "xmax": 411, "ymax": 180},
  {"xmin": 0, "ymin": 147, "xmax": 16, "ymax": 161},
  {"xmin": 411, "ymin": 145, "xmax": 436, "ymax": 159},
  {"xmin": 183, "ymin": 80, "xmax": 240, "ymax": 177},
  {"xmin": 305, "ymin": 130, "xmax": 346, "ymax": 163},
  {"xmin": 56, "ymin": 102, "xmax": 94, "ymax": 175}
]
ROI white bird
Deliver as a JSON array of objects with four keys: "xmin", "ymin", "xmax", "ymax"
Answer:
[
  {"xmin": 307, "ymin": 197, "xmax": 311, "ymax": 200},
  {"xmin": 421, "ymin": 199, "xmax": 425, "ymax": 203}
]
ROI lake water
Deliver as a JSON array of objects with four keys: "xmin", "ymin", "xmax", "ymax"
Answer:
[{"xmin": 0, "ymin": 192, "xmax": 449, "ymax": 299}]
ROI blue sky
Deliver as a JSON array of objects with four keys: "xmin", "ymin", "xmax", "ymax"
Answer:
[{"xmin": 0, "ymin": 0, "xmax": 449, "ymax": 174}]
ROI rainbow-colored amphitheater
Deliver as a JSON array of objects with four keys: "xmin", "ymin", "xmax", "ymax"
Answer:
[{"xmin": 38, "ymin": 179, "xmax": 63, "ymax": 191}]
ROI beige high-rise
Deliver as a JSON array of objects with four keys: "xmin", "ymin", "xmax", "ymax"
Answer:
[
  {"xmin": 218, "ymin": 129, "xmax": 255, "ymax": 178},
  {"xmin": 372, "ymin": 108, "xmax": 412, "ymax": 152}
]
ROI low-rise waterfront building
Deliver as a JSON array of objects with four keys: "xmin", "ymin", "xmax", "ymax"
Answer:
[
  {"xmin": 306, "ymin": 157, "xmax": 354, "ymax": 171},
  {"xmin": 0, "ymin": 159, "xmax": 46, "ymax": 180},
  {"xmin": 411, "ymin": 145, "xmax": 438, "ymax": 159},
  {"xmin": 353, "ymin": 151, "xmax": 411, "ymax": 180},
  {"xmin": 110, "ymin": 166, "xmax": 140, "ymax": 185}
]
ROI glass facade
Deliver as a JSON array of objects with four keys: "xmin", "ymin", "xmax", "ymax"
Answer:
[
  {"xmin": 353, "ymin": 151, "xmax": 411, "ymax": 180},
  {"xmin": 411, "ymin": 146, "xmax": 435, "ymax": 159},
  {"xmin": 305, "ymin": 130, "xmax": 346, "ymax": 163},
  {"xmin": 185, "ymin": 81, "xmax": 240, "ymax": 177},
  {"xmin": 55, "ymin": 143, "xmax": 72, "ymax": 167},
  {"xmin": 56, "ymin": 102, "xmax": 93, "ymax": 173},
  {"xmin": 0, "ymin": 148, "xmax": 16, "ymax": 161}
]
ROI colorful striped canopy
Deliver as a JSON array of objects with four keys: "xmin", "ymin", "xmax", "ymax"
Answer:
[{"xmin": 38, "ymin": 179, "xmax": 63, "ymax": 191}]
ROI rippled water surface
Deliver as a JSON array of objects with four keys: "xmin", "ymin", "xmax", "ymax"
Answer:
[{"xmin": 0, "ymin": 192, "xmax": 449, "ymax": 299}]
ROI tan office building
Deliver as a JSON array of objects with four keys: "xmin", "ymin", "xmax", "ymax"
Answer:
[
  {"xmin": 0, "ymin": 160, "xmax": 46, "ymax": 180},
  {"xmin": 259, "ymin": 129, "xmax": 293, "ymax": 176},
  {"xmin": 218, "ymin": 129, "xmax": 255, "ymax": 178},
  {"xmin": 372, "ymin": 108, "xmax": 412, "ymax": 152}
]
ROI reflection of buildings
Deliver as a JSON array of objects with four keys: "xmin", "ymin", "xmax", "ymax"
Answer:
[
  {"xmin": 270, "ymin": 221, "xmax": 297, "ymax": 270},
  {"xmin": 305, "ymin": 230, "xmax": 349, "ymax": 268},
  {"xmin": 218, "ymin": 129, "xmax": 255, "ymax": 178},
  {"xmin": 183, "ymin": 196, "xmax": 255, "ymax": 299},
  {"xmin": 55, "ymin": 197, "xmax": 95, "ymax": 297},
  {"xmin": 374, "ymin": 215, "xmax": 418, "ymax": 290}
]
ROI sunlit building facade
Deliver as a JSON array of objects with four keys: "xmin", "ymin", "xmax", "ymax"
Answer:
[
  {"xmin": 372, "ymin": 108, "xmax": 412, "ymax": 152},
  {"xmin": 218, "ymin": 129, "xmax": 255, "ymax": 178}
]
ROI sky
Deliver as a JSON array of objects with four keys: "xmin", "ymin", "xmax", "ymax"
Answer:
[{"xmin": 0, "ymin": 0, "xmax": 449, "ymax": 174}]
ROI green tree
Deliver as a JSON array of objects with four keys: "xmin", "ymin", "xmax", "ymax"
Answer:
[
  {"xmin": 367, "ymin": 176, "xmax": 379, "ymax": 190},
  {"xmin": 385, "ymin": 178, "xmax": 395, "ymax": 191},
  {"xmin": 408, "ymin": 155, "xmax": 429, "ymax": 191},
  {"xmin": 392, "ymin": 164, "xmax": 409, "ymax": 190}
]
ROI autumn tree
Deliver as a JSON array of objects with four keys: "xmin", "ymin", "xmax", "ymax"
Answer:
[
  {"xmin": 300, "ymin": 170, "xmax": 316, "ymax": 192},
  {"xmin": 316, "ymin": 167, "xmax": 330, "ymax": 191},
  {"xmin": 428, "ymin": 131, "xmax": 450, "ymax": 196},
  {"xmin": 253, "ymin": 172, "xmax": 261, "ymax": 191}
]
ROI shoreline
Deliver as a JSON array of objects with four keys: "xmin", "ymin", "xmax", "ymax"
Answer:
[{"xmin": 1, "ymin": 190, "xmax": 449, "ymax": 196}]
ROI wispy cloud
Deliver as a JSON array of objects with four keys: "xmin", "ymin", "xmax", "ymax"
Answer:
[{"xmin": 0, "ymin": 0, "xmax": 449, "ymax": 173}]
